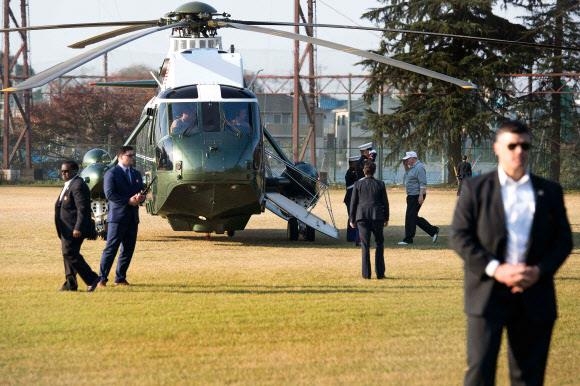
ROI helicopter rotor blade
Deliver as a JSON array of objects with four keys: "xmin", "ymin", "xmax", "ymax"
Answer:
[
  {"xmin": 2, "ymin": 21, "xmax": 185, "ymax": 92},
  {"xmin": 68, "ymin": 24, "xmax": 156, "ymax": 49},
  {"xmin": 231, "ymin": 20, "xmax": 580, "ymax": 52},
  {"xmin": 0, "ymin": 20, "xmax": 159, "ymax": 33},
  {"xmin": 223, "ymin": 22, "xmax": 477, "ymax": 89}
]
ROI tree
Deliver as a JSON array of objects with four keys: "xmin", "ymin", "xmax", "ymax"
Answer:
[
  {"xmin": 502, "ymin": 0, "xmax": 579, "ymax": 183},
  {"xmin": 31, "ymin": 65, "xmax": 154, "ymax": 160},
  {"xmin": 361, "ymin": 1, "xmax": 533, "ymax": 182}
]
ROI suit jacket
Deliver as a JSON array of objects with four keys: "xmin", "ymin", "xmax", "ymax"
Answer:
[
  {"xmin": 104, "ymin": 165, "xmax": 144, "ymax": 224},
  {"xmin": 450, "ymin": 170, "xmax": 572, "ymax": 320},
  {"xmin": 349, "ymin": 176, "xmax": 389, "ymax": 223},
  {"xmin": 54, "ymin": 175, "xmax": 92, "ymax": 239},
  {"xmin": 457, "ymin": 161, "xmax": 472, "ymax": 179}
]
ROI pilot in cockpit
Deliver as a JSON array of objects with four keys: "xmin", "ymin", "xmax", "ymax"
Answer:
[
  {"xmin": 226, "ymin": 107, "xmax": 251, "ymax": 136},
  {"xmin": 170, "ymin": 104, "xmax": 198, "ymax": 136}
]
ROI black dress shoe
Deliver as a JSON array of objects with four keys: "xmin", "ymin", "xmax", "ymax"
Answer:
[
  {"xmin": 114, "ymin": 279, "xmax": 130, "ymax": 286},
  {"xmin": 59, "ymin": 282, "xmax": 78, "ymax": 291}
]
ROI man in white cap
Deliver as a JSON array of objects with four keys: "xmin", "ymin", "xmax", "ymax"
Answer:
[
  {"xmin": 398, "ymin": 151, "xmax": 439, "ymax": 245},
  {"xmin": 357, "ymin": 142, "xmax": 373, "ymax": 169}
]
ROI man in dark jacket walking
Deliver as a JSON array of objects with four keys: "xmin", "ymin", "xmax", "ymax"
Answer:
[
  {"xmin": 456, "ymin": 155, "xmax": 473, "ymax": 196},
  {"xmin": 349, "ymin": 161, "xmax": 389, "ymax": 279},
  {"xmin": 55, "ymin": 160, "xmax": 100, "ymax": 292}
]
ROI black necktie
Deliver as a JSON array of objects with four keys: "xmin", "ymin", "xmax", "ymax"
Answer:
[{"xmin": 125, "ymin": 168, "xmax": 132, "ymax": 184}]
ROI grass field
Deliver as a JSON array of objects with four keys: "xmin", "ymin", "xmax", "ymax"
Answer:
[{"xmin": 0, "ymin": 186, "xmax": 578, "ymax": 385}]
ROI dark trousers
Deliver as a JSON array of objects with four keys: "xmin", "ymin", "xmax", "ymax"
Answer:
[
  {"xmin": 465, "ymin": 309, "xmax": 554, "ymax": 386},
  {"xmin": 457, "ymin": 178, "xmax": 464, "ymax": 196},
  {"xmin": 99, "ymin": 221, "xmax": 138, "ymax": 282},
  {"xmin": 61, "ymin": 236, "xmax": 99, "ymax": 286},
  {"xmin": 403, "ymin": 194, "xmax": 437, "ymax": 243},
  {"xmin": 356, "ymin": 220, "xmax": 385, "ymax": 279}
]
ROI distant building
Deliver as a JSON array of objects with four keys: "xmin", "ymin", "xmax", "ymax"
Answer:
[{"xmin": 332, "ymin": 96, "xmax": 400, "ymax": 156}]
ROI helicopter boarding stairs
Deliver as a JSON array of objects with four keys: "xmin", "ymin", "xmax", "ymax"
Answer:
[{"xmin": 263, "ymin": 149, "xmax": 339, "ymax": 240}]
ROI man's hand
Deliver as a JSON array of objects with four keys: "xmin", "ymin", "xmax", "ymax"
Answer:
[
  {"xmin": 349, "ymin": 222, "xmax": 356, "ymax": 229},
  {"xmin": 418, "ymin": 191, "xmax": 426, "ymax": 205},
  {"xmin": 494, "ymin": 263, "xmax": 526, "ymax": 287},
  {"xmin": 129, "ymin": 193, "xmax": 145, "ymax": 206},
  {"xmin": 511, "ymin": 265, "xmax": 540, "ymax": 293},
  {"xmin": 494, "ymin": 263, "xmax": 540, "ymax": 293},
  {"xmin": 72, "ymin": 229, "xmax": 81, "ymax": 238}
]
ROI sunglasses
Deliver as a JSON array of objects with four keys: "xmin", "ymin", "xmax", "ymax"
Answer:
[
  {"xmin": 60, "ymin": 169, "xmax": 73, "ymax": 173},
  {"xmin": 507, "ymin": 142, "xmax": 531, "ymax": 151},
  {"xmin": 123, "ymin": 153, "xmax": 136, "ymax": 157}
]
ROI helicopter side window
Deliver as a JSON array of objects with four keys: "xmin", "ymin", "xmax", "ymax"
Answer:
[
  {"xmin": 200, "ymin": 102, "xmax": 221, "ymax": 132},
  {"xmin": 155, "ymin": 103, "xmax": 170, "ymax": 139},
  {"xmin": 156, "ymin": 138, "xmax": 174, "ymax": 171}
]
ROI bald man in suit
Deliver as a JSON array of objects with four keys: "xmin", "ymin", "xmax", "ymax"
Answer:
[
  {"xmin": 450, "ymin": 120, "xmax": 572, "ymax": 386},
  {"xmin": 55, "ymin": 160, "xmax": 100, "ymax": 292}
]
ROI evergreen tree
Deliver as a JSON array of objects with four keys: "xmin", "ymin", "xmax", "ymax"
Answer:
[
  {"xmin": 502, "ymin": 0, "xmax": 579, "ymax": 183},
  {"xmin": 361, "ymin": 1, "xmax": 533, "ymax": 182}
]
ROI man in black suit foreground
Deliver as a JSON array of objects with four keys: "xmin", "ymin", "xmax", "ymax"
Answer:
[
  {"xmin": 349, "ymin": 161, "xmax": 389, "ymax": 279},
  {"xmin": 55, "ymin": 161, "xmax": 100, "ymax": 292},
  {"xmin": 450, "ymin": 120, "xmax": 573, "ymax": 386}
]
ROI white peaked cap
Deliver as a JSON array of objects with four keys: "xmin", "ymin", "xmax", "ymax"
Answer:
[{"xmin": 358, "ymin": 142, "xmax": 373, "ymax": 150}]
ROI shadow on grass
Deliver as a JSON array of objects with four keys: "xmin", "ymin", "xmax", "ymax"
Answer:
[
  {"xmin": 142, "ymin": 225, "xmax": 452, "ymax": 250},
  {"xmin": 103, "ymin": 280, "xmax": 462, "ymax": 295}
]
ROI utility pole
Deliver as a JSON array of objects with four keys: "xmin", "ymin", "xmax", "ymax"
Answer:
[
  {"xmin": 1, "ymin": 0, "xmax": 31, "ymax": 180},
  {"xmin": 292, "ymin": 0, "xmax": 317, "ymax": 166}
]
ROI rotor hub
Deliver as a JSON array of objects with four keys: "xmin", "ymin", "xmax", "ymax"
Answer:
[{"xmin": 165, "ymin": 2, "xmax": 219, "ymax": 22}]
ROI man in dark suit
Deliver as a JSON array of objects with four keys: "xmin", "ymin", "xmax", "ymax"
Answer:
[
  {"xmin": 98, "ymin": 146, "xmax": 145, "ymax": 287},
  {"xmin": 450, "ymin": 120, "xmax": 572, "ymax": 386},
  {"xmin": 456, "ymin": 155, "xmax": 473, "ymax": 196},
  {"xmin": 55, "ymin": 160, "xmax": 100, "ymax": 292},
  {"xmin": 349, "ymin": 161, "xmax": 389, "ymax": 279}
]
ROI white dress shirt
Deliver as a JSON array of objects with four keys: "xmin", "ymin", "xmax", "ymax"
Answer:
[
  {"xmin": 486, "ymin": 167, "xmax": 536, "ymax": 276},
  {"xmin": 59, "ymin": 177, "xmax": 75, "ymax": 202}
]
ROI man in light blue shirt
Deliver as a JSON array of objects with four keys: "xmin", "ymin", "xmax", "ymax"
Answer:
[{"xmin": 398, "ymin": 151, "xmax": 439, "ymax": 245}]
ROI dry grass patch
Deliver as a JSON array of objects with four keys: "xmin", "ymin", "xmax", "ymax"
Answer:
[{"xmin": 1, "ymin": 186, "xmax": 578, "ymax": 385}]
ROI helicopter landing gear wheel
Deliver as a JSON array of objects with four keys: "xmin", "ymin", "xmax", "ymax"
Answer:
[
  {"xmin": 227, "ymin": 230, "xmax": 235, "ymax": 237},
  {"xmin": 287, "ymin": 217, "xmax": 299, "ymax": 241},
  {"xmin": 305, "ymin": 225, "xmax": 315, "ymax": 242}
]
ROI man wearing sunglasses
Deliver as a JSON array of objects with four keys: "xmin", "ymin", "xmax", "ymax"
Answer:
[
  {"xmin": 97, "ymin": 146, "xmax": 145, "ymax": 287},
  {"xmin": 450, "ymin": 120, "xmax": 572, "ymax": 386},
  {"xmin": 55, "ymin": 160, "xmax": 100, "ymax": 292}
]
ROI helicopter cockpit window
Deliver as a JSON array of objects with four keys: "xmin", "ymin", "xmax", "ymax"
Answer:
[
  {"xmin": 169, "ymin": 103, "xmax": 199, "ymax": 136},
  {"xmin": 224, "ymin": 102, "xmax": 253, "ymax": 136}
]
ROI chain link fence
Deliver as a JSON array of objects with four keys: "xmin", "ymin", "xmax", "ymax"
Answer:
[{"xmin": 4, "ymin": 141, "xmax": 578, "ymax": 189}]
